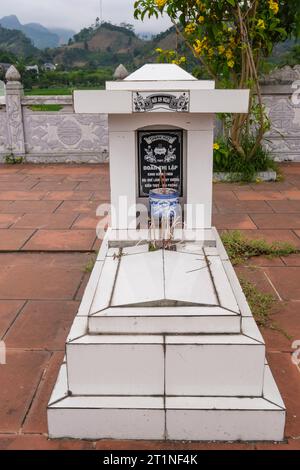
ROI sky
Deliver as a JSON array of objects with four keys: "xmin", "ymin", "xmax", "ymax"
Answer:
[{"xmin": 0, "ymin": 0, "xmax": 172, "ymax": 34}]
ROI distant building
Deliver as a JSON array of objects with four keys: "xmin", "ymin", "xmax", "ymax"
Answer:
[
  {"xmin": 43, "ymin": 63, "xmax": 57, "ymax": 71},
  {"xmin": 25, "ymin": 65, "xmax": 39, "ymax": 74}
]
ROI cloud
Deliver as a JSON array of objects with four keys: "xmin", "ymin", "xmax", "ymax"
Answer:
[{"xmin": 0, "ymin": 0, "xmax": 172, "ymax": 33}]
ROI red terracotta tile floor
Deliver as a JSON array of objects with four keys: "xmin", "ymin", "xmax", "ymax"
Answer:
[{"xmin": 0, "ymin": 162, "xmax": 299, "ymax": 450}]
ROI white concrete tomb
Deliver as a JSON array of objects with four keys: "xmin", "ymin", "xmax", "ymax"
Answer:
[{"xmin": 48, "ymin": 64, "xmax": 286, "ymax": 441}]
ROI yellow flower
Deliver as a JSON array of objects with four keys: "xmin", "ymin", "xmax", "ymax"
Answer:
[
  {"xmin": 155, "ymin": 0, "xmax": 167, "ymax": 9},
  {"xmin": 227, "ymin": 60, "xmax": 235, "ymax": 68},
  {"xmin": 257, "ymin": 19, "xmax": 266, "ymax": 30},
  {"xmin": 155, "ymin": 48, "xmax": 163, "ymax": 53},
  {"xmin": 198, "ymin": 16, "xmax": 204, "ymax": 24},
  {"xmin": 196, "ymin": 0, "xmax": 205, "ymax": 12},
  {"xmin": 193, "ymin": 36, "xmax": 208, "ymax": 55},
  {"xmin": 208, "ymin": 48, "xmax": 214, "ymax": 57},
  {"xmin": 185, "ymin": 23, "xmax": 196, "ymax": 35},
  {"xmin": 213, "ymin": 143, "xmax": 220, "ymax": 150},
  {"xmin": 179, "ymin": 56, "xmax": 186, "ymax": 64},
  {"xmin": 218, "ymin": 45, "xmax": 225, "ymax": 54},
  {"xmin": 225, "ymin": 49, "xmax": 233, "ymax": 59},
  {"xmin": 193, "ymin": 40, "xmax": 202, "ymax": 55},
  {"xmin": 269, "ymin": 0, "xmax": 279, "ymax": 14}
]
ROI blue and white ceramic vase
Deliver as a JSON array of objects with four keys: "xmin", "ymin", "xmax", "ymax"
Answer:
[{"xmin": 149, "ymin": 188, "xmax": 180, "ymax": 220}]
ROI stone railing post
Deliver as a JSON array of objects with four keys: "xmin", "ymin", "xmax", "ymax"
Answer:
[{"xmin": 5, "ymin": 66, "xmax": 25, "ymax": 157}]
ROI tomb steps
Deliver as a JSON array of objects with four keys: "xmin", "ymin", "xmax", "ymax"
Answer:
[
  {"xmin": 48, "ymin": 233, "xmax": 285, "ymax": 441},
  {"xmin": 48, "ymin": 362, "xmax": 285, "ymax": 441}
]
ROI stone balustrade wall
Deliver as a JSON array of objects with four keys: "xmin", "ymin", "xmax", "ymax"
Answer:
[
  {"xmin": 0, "ymin": 65, "xmax": 299, "ymax": 163},
  {"xmin": 261, "ymin": 65, "xmax": 300, "ymax": 162},
  {"xmin": 0, "ymin": 70, "xmax": 109, "ymax": 163}
]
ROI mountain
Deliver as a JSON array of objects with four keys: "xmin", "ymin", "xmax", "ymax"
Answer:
[
  {"xmin": 53, "ymin": 22, "xmax": 146, "ymax": 69},
  {"xmin": 0, "ymin": 14, "xmax": 20, "ymax": 29},
  {"xmin": 49, "ymin": 28, "xmax": 76, "ymax": 45},
  {"xmin": 53, "ymin": 23, "xmax": 183, "ymax": 69},
  {"xmin": 0, "ymin": 15, "xmax": 60, "ymax": 49},
  {"xmin": 0, "ymin": 16, "xmax": 297, "ymax": 71},
  {"xmin": 0, "ymin": 25, "xmax": 38, "ymax": 57}
]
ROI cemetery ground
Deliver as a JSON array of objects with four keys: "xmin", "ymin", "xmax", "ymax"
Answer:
[{"xmin": 0, "ymin": 163, "xmax": 299, "ymax": 450}]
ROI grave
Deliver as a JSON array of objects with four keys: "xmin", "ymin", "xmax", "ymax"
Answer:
[{"xmin": 48, "ymin": 64, "xmax": 286, "ymax": 441}]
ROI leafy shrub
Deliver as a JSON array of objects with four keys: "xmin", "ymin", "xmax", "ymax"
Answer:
[{"xmin": 213, "ymin": 138, "xmax": 278, "ymax": 182}]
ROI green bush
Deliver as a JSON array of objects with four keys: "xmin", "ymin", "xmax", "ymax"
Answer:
[{"xmin": 213, "ymin": 137, "xmax": 278, "ymax": 182}]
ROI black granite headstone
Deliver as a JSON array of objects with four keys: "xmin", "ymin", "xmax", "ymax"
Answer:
[{"xmin": 138, "ymin": 129, "xmax": 183, "ymax": 197}]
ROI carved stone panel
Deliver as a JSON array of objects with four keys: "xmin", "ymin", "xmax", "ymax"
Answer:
[
  {"xmin": 0, "ymin": 114, "xmax": 8, "ymax": 153},
  {"xmin": 263, "ymin": 93, "xmax": 300, "ymax": 161},
  {"xmin": 264, "ymin": 96, "xmax": 300, "ymax": 132},
  {"xmin": 24, "ymin": 113, "xmax": 108, "ymax": 154}
]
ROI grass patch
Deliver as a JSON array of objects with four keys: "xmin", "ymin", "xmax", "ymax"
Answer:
[
  {"xmin": 84, "ymin": 257, "xmax": 96, "ymax": 274},
  {"xmin": 221, "ymin": 230, "xmax": 299, "ymax": 265},
  {"xmin": 239, "ymin": 278, "xmax": 291, "ymax": 339},
  {"xmin": 25, "ymin": 88, "xmax": 73, "ymax": 96},
  {"xmin": 25, "ymin": 86, "xmax": 104, "ymax": 96},
  {"xmin": 239, "ymin": 278, "xmax": 276, "ymax": 328},
  {"xmin": 28, "ymin": 105, "xmax": 63, "ymax": 112}
]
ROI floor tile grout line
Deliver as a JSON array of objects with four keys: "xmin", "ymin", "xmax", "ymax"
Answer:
[
  {"xmin": 28, "ymin": 180, "xmax": 41, "ymax": 190},
  {"xmin": 263, "ymin": 270, "xmax": 283, "ymax": 302},
  {"xmin": 20, "ymin": 351, "xmax": 54, "ymax": 431},
  {"xmin": 52, "ymin": 200, "xmax": 65, "ymax": 214},
  {"xmin": 72, "ymin": 269, "xmax": 91, "ymax": 302},
  {"xmin": 2, "ymin": 347, "xmax": 67, "ymax": 352},
  {"xmin": 69, "ymin": 213, "xmax": 82, "ymax": 230},
  {"xmin": 1, "ymin": 300, "xmax": 28, "ymax": 341},
  {"xmin": 246, "ymin": 213, "xmax": 259, "ymax": 229},
  {"xmin": 18, "ymin": 228, "xmax": 39, "ymax": 251},
  {"xmin": 264, "ymin": 200, "xmax": 276, "ymax": 213},
  {"xmin": 291, "ymin": 228, "xmax": 300, "ymax": 241},
  {"xmin": 0, "ymin": 249, "xmax": 97, "ymax": 254},
  {"xmin": 0, "ymin": 299, "xmax": 80, "ymax": 303}
]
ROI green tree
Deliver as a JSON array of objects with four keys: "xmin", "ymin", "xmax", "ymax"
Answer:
[{"xmin": 134, "ymin": 0, "xmax": 300, "ymax": 159}]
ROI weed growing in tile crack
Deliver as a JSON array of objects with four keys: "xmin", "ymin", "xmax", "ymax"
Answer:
[
  {"xmin": 5, "ymin": 153, "xmax": 24, "ymax": 164},
  {"xmin": 84, "ymin": 256, "xmax": 96, "ymax": 273},
  {"xmin": 239, "ymin": 278, "xmax": 275, "ymax": 328},
  {"xmin": 240, "ymin": 278, "xmax": 291, "ymax": 339},
  {"xmin": 221, "ymin": 230, "xmax": 299, "ymax": 266}
]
